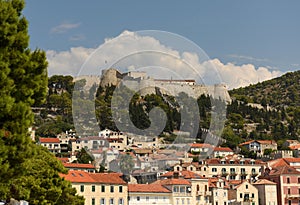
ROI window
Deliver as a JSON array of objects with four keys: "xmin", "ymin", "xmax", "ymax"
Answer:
[
  {"xmin": 252, "ymin": 193, "xmax": 255, "ymax": 198},
  {"xmin": 146, "ymin": 197, "xmax": 149, "ymax": 201},
  {"xmin": 137, "ymin": 196, "xmax": 140, "ymax": 201},
  {"xmin": 109, "ymin": 198, "xmax": 114, "ymax": 205},
  {"xmin": 110, "ymin": 186, "xmax": 114, "ymax": 193},
  {"xmin": 174, "ymin": 186, "xmax": 179, "ymax": 192},
  {"xmin": 118, "ymin": 198, "xmax": 123, "ymax": 205},
  {"xmin": 182, "ymin": 198, "xmax": 185, "ymax": 204},
  {"xmin": 299, "ymin": 188, "xmax": 300, "ymax": 194},
  {"xmin": 101, "ymin": 185, "xmax": 105, "ymax": 192},
  {"xmin": 287, "ymin": 178, "xmax": 290, "ymax": 184},
  {"xmin": 288, "ymin": 188, "xmax": 291, "ymax": 194},
  {"xmin": 176, "ymin": 198, "xmax": 179, "ymax": 205},
  {"xmin": 187, "ymin": 199, "xmax": 190, "ymax": 205},
  {"xmin": 230, "ymin": 168, "xmax": 235, "ymax": 173},
  {"xmin": 224, "ymin": 202, "xmax": 227, "ymax": 205},
  {"xmin": 92, "ymin": 185, "xmax": 95, "ymax": 192},
  {"xmin": 80, "ymin": 185, "xmax": 84, "ymax": 192},
  {"xmin": 180, "ymin": 186, "xmax": 185, "ymax": 193},
  {"xmin": 212, "ymin": 168, "xmax": 217, "ymax": 172},
  {"xmin": 216, "ymin": 202, "xmax": 218, "ymax": 205},
  {"xmin": 240, "ymin": 193, "xmax": 243, "ymax": 198},
  {"xmin": 197, "ymin": 185, "xmax": 200, "ymax": 191},
  {"xmin": 119, "ymin": 186, "xmax": 123, "ymax": 193},
  {"xmin": 298, "ymin": 178, "xmax": 300, "ymax": 183},
  {"xmin": 92, "ymin": 198, "xmax": 95, "ymax": 205},
  {"xmin": 100, "ymin": 198, "xmax": 105, "ymax": 205},
  {"xmin": 246, "ymin": 185, "xmax": 248, "ymax": 189},
  {"xmin": 288, "ymin": 200, "xmax": 291, "ymax": 205},
  {"xmin": 240, "ymin": 161, "xmax": 244, "ymax": 165},
  {"xmin": 163, "ymin": 196, "xmax": 166, "ymax": 202},
  {"xmin": 230, "ymin": 160, "xmax": 234, "ymax": 164}
]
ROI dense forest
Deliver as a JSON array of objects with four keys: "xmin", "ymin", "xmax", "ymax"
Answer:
[{"xmin": 36, "ymin": 70, "xmax": 300, "ymax": 153}]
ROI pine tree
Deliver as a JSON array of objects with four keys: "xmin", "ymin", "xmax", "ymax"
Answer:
[{"xmin": 0, "ymin": 0, "xmax": 84, "ymax": 204}]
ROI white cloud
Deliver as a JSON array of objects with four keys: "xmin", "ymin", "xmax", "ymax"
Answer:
[
  {"xmin": 46, "ymin": 30, "xmax": 283, "ymax": 89},
  {"xmin": 50, "ymin": 22, "xmax": 81, "ymax": 34}
]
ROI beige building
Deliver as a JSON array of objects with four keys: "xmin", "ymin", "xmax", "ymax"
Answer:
[
  {"xmin": 128, "ymin": 184, "xmax": 172, "ymax": 205},
  {"xmin": 228, "ymin": 180, "xmax": 259, "ymax": 205},
  {"xmin": 201, "ymin": 157, "xmax": 265, "ymax": 181},
  {"xmin": 159, "ymin": 171, "xmax": 211, "ymax": 205},
  {"xmin": 253, "ymin": 179, "xmax": 277, "ymax": 205},
  {"xmin": 209, "ymin": 177, "xmax": 228, "ymax": 205},
  {"xmin": 60, "ymin": 170, "xmax": 128, "ymax": 205}
]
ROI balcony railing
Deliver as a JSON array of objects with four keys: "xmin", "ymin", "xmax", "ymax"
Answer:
[
  {"xmin": 240, "ymin": 171, "xmax": 247, "ymax": 176},
  {"xmin": 230, "ymin": 171, "xmax": 237, "ymax": 176},
  {"xmin": 251, "ymin": 171, "xmax": 258, "ymax": 176},
  {"xmin": 221, "ymin": 171, "xmax": 228, "ymax": 177},
  {"xmin": 286, "ymin": 194, "xmax": 300, "ymax": 199}
]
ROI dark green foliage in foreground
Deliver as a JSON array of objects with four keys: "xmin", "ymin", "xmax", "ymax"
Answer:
[{"xmin": 0, "ymin": 0, "xmax": 84, "ymax": 204}]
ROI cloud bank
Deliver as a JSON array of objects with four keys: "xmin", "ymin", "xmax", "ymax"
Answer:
[{"xmin": 46, "ymin": 30, "xmax": 283, "ymax": 89}]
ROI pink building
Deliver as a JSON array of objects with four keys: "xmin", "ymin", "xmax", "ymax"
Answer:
[{"xmin": 262, "ymin": 165, "xmax": 300, "ymax": 205}]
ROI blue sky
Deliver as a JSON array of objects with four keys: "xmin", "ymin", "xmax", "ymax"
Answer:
[{"xmin": 23, "ymin": 1, "xmax": 300, "ymax": 88}]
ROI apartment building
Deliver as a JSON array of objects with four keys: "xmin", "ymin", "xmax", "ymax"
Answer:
[
  {"xmin": 262, "ymin": 165, "xmax": 300, "ymax": 205},
  {"xmin": 228, "ymin": 180, "xmax": 259, "ymax": 205},
  {"xmin": 60, "ymin": 170, "xmax": 128, "ymax": 205},
  {"xmin": 253, "ymin": 179, "xmax": 277, "ymax": 205},
  {"xmin": 128, "ymin": 184, "xmax": 171, "ymax": 205},
  {"xmin": 201, "ymin": 157, "xmax": 265, "ymax": 181}
]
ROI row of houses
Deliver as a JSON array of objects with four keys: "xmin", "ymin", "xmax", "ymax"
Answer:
[
  {"xmin": 60, "ymin": 156, "xmax": 300, "ymax": 205},
  {"xmin": 60, "ymin": 169, "xmax": 277, "ymax": 205}
]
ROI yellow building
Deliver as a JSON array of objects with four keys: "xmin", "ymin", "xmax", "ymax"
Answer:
[
  {"xmin": 228, "ymin": 180, "xmax": 259, "ymax": 205},
  {"xmin": 60, "ymin": 170, "xmax": 128, "ymax": 205}
]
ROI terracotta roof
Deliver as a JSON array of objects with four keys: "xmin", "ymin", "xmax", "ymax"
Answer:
[
  {"xmin": 39, "ymin": 137, "xmax": 60, "ymax": 143},
  {"xmin": 213, "ymin": 147, "xmax": 233, "ymax": 152},
  {"xmin": 132, "ymin": 148, "xmax": 153, "ymax": 154},
  {"xmin": 289, "ymin": 145, "xmax": 300, "ymax": 150},
  {"xmin": 128, "ymin": 184, "xmax": 171, "ymax": 193},
  {"xmin": 283, "ymin": 158, "xmax": 300, "ymax": 163},
  {"xmin": 190, "ymin": 143, "xmax": 213, "ymax": 148},
  {"xmin": 206, "ymin": 158, "xmax": 265, "ymax": 165},
  {"xmin": 60, "ymin": 170, "xmax": 126, "ymax": 184},
  {"xmin": 63, "ymin": 163, "xmax": 95, "ymax": 169},
  {"xmin": 253, "ymin": 179, "xmax": 276, "ymax": 185},
  {"xmin": 90, "ymin": 173, "xmax": 127, "ymax": 185},
  {"xmin": 268, "ymin": 158, "xmax": 289, "ymax": 168},
  {"xmin": 239, "ymin": 140, "xmax": 277, "ymax": 146},
  {"xmin": 269, "ymin": 165, "xmax": 300, "ymax": 176},
  {"xmin": 60, "ymin": 170, "xmax": 96, "ymax": 183},
  {"xmin": 152, "ymin": 178, "xmax": 191, "ymax": 185}
]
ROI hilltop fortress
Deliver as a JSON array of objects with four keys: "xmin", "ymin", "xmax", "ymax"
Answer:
[{"xmin": 100, "ymin": 68, "xmax": 231, "ymax": 102}]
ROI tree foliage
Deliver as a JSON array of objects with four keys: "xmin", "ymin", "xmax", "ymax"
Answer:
[{"xmin": 0, "ymin": 0, "xmax": 83, "ymax": 204}]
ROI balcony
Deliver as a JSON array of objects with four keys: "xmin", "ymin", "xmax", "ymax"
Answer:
[
  {"xmin": 240, "ymin": 171, "xmax": 248, "ymax": 176},
  {"xmin": 286, "ymin": 194, "xmax": 300, "ymax": 199},
  {"xmin": 251, "ymin": 171, "xmax": 258, "ymax": 176},
  {"xmin": 221, "ymin": 171, "xmax": 228, "ymax": 177},
  {"xmin": 205, "ymin": 191, "xmax": 212, "ymax": 196},
  {"xmin": 230, "ymin": 171, "xmax": 237, "ymax": 176}
]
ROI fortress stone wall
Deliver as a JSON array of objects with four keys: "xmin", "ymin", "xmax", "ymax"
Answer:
[{"xmin": 99, "ymin": 68, "xmax": 231, "ymax": 102}]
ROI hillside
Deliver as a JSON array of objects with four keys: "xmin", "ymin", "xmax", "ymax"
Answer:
[{"xmin": 229, "ymin": 70, "xmax": 300, "ymax": 107}]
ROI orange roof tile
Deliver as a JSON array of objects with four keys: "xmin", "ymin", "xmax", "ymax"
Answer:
[
  {"xmin": 128, "ymin": 184, "xmax": 171, "ymax": 193},
  {"xmin": 63, "ymin": 163, "xmax": 95, "ymax": 169},
  {"xmin": 269, "ymin": 165, "xmax": 300, "ymax": 176},
  {"xmin": 213, "ymin": 147, "xmax": 233, "ymax": 152},
  {"xmin": 161, "ymin": 171, "xmax": 203, "ymax": 179},
  {"xmin": 60, "ymin": 170, "xmax": 127, "ymax": 184},
  {"xmin": 90, "ymin": 173, "xmax": 127, "ymax": 185},
  {"xmin": 60, "ymin": 170, "xmax": 95, "ymax": 183},
  {"xmin": 289, "ymin": 145, "xmax": 300, "ymax": 150},
  {"xmin": 190, "ymin": 143, "xmax": 213, "ymax": 148},
  {"xmin": 152, "ymin": 178, "xmax": 191, "ymax": 185},
  {"xmin": 39, "ymin": 137, "xmax": 60, "ymax": 143},
  {"xmin": 253, "ymin": 179, "xmax": 276, "ymax": 185}
]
